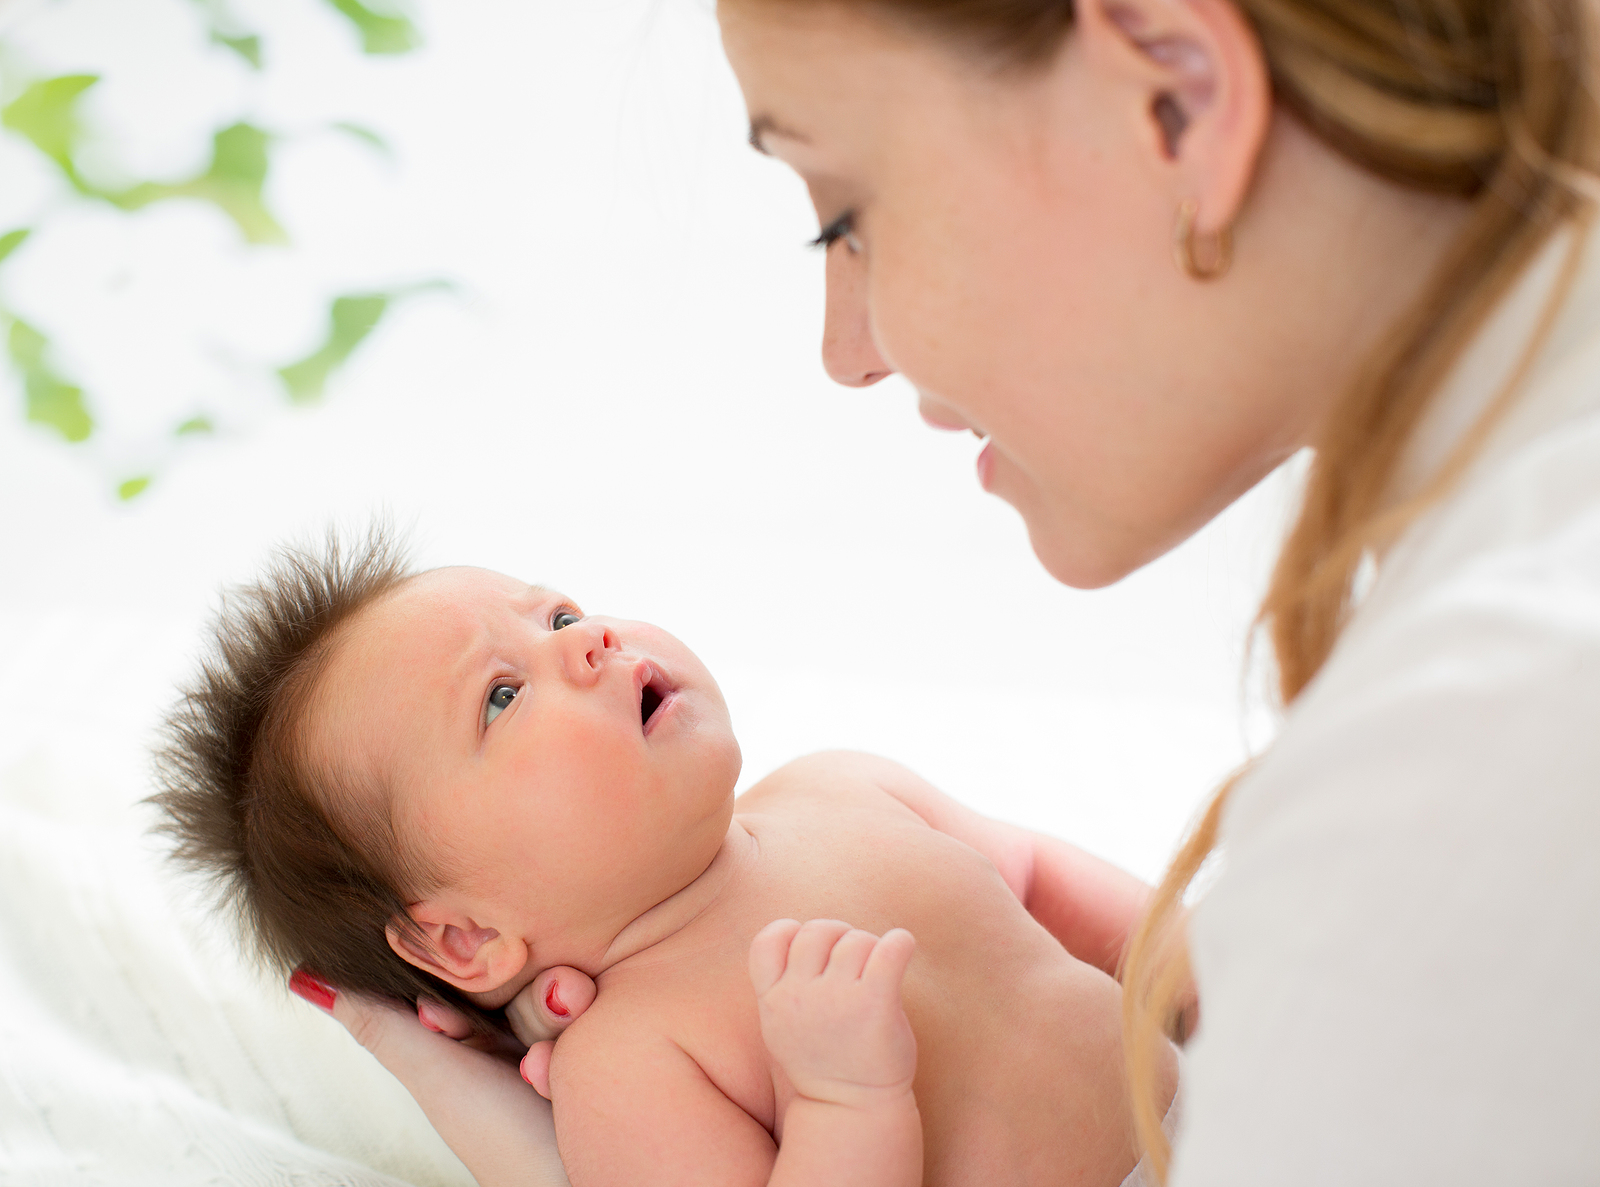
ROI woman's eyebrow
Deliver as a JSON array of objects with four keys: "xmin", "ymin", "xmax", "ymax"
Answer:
[{"xmin": 748, "ymin": 114, "xmax": 809, "ymax": 155}]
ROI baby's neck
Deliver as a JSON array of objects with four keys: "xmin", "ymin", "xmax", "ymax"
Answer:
[{"xmin": 597, "ymin": 820, "xmax": 759, "ymax": 974}]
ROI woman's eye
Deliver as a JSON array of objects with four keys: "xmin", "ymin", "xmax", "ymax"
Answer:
[
  {"xmin": 808, "ymin": 210, "xmax": 857, "ymax": 253},
  {"xmin": 485, "ymin": 683, "xmax": 518, "ymax": 726},
  {"xmin": 551, "ymin": 610, "xmax": 581, "ymax": 630}
]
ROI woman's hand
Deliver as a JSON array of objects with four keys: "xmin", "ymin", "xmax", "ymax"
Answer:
[
  {"xmin": 289, "ymin": 967, "xmax": 594, "ymax": 1187},
  {"xmin": 405, "ymin": 966, "xmax": 597, "ymax": 1095}
]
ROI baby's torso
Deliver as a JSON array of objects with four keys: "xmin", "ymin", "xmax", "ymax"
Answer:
[{"xmin": 586, "ymin": 759, "xmax": 1135, "ymax": 1186}]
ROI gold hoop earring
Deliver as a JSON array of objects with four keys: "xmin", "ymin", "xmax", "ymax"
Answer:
[{"xmin": 1173, "ymin": 199, "xmax": 1232, "ymax": 281}]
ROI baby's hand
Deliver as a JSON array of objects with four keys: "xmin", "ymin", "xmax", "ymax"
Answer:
[{"xmin": 748, "ymin": 919, "xmax": 918, "ymax": 1109}]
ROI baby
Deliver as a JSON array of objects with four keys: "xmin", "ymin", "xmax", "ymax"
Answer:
[{"xmin": 154, "ymin": 532, "xmax": 1168, "ymax": 1186}]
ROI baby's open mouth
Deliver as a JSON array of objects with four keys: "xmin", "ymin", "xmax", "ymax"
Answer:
[
  {"xmin": 640, "ymin": 683, "xmax": 663, "ymax": 727},
  {"xmin": 638, "ymin": 664, "xmax": 672, "ymax": 733}
]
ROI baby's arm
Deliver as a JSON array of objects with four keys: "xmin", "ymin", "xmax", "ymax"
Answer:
[{"xmin": 749, "ymin": 919, "xmax": 921, "ymax": 1187}]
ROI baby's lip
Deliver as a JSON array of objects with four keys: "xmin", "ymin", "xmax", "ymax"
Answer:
[{"xmin": 634, "ymin": 660, "xmax": 676, "ymax": 736}]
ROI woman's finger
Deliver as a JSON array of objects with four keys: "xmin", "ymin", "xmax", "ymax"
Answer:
[
  {"xmin": 520, "ymin": 1040, "xmax": 557, "ymax": 1099},
  {"xmin": 506, "ymin": 965, "xmax": 597, "ymax": 1046},
  {"xmin": 418, "ymin": 996, "xmax": 475, "ymax": 1040}
]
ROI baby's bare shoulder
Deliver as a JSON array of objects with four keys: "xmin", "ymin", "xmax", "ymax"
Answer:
[
  {"xmin": 735, "ymin": 750, "xmax": 928, "ymax": 819},
  {"xmin": 550, "ymin": 998, "xmax": 777, "ymax": 1183}
]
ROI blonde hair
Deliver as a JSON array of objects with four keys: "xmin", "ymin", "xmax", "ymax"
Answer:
[{"xmin": 742, "ymin": 0, "xmax": 1599, "ymax": 1174}]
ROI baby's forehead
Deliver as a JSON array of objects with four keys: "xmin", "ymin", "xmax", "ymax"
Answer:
[{"xmin": 353, "ymin": 566, "xmax": 549, "ymax": 628}]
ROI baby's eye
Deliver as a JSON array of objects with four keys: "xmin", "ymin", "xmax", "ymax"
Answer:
[
  {"xmin": 551, "ymin": 610, "xmax": 581, "ymax": 631},
  {"xmin": 485, "ymin": 683, "xmax": 518, "ymax": 727}
]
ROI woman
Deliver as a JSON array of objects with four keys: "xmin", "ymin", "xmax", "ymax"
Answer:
[{"xmin": 306, "ymin": 0, "xmax": 1600, "ymax": 1181}]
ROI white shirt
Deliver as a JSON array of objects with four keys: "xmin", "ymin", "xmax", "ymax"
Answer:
[{"xmin": 1172, "ymin": 224, "xmax": 1600, "ymax": 1184}]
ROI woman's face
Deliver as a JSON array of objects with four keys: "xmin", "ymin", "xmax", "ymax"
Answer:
[{"xmin": 719, "ymin": 2, "xmax": 1318, "ymax": 587}]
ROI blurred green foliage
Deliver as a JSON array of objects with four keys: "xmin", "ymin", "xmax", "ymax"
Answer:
[
  {"xmin": 0, "ymin": 0, "xmax": 427, "ymax": 499},
  {"xmin": 280, "ymin": 294, "xmax": 392, "ymax": 403},
  {"xmin": 327, "ymin": 0, "xmax": 421, "ymax": 54},
  {"xmin": 113, "ymin": 122, "xmax": 287, "ymax": 244},
  {"xmin": 8, "ymin": 318, "xmax": 91, "ymax": 442}
]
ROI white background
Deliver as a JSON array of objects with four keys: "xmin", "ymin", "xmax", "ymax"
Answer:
[{"xmin": 0, "ymin": 0, "xmax": 1289, "ymax": 895}]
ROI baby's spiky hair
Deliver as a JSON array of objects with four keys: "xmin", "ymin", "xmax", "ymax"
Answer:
[{"xmin": 150, "ymin": 524, "xmax": 504, "ymax": 1032}]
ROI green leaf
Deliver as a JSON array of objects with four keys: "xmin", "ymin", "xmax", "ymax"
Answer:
[
  {"xmin": 111, "ymin": 122, "xmax": 287, "ymax": 244},
  {"xmin": 9, "ymin": 319, "xmax": 93, "ymax": 443},
  {"xmin": 175, "ymin": 415, "xmax": 215, "ymax": 436},
  {"xmin": 331, "ymin": 121, "xmax": 391, "ymax": 157},
  {"xmin": 2, "ymin": 75, "xmax": 99, "ymax": 190},
  {"xmin": 212, "ymin": 31, "xmax": 263, "ymax": 68},
  {"xmin": 0, "ymin": 228, "xmax": 31, "ymax": 269},
  {"xmin": 278, "ymin": 292, "xmax": 391, "ymax": 403},
  {"xmin": 188, "ymin": 0, "xmax": 265, "ymax": 68},
  {"xmin": 117, "ymin": 476, "xmax": 152, "ymax": 500},
  {"xmin": 322, "ymin": 0, "xmax": 420, "ymax": 55}
]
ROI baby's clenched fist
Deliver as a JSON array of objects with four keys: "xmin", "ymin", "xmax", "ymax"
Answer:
[{"xmin": 748, "ymin": 918, "xmax": 918, "ymax": 1108}]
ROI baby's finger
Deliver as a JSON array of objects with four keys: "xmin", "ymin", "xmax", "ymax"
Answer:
[
  {"xmin": 862, "ymin": 927, "xmax": 917, "ymax": 992},
  {"xmin": 417, "ymin": 997, "xmax": 475, "ymax": 1040},
  {"xmin": 784, "ymin": 919, "xmax": 855, "ymax": 979},
  {"xmin": 749, "ymin": 918, "xmax": 803, "ymax": 996},
  {"xmin": 823, "ymin": 928, "xmax": 881, "ymax": 980}
]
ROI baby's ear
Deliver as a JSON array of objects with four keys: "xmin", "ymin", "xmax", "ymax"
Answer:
[{"xmin": 386, "ymin": 900, "xmax": 528, "ymax": 993}]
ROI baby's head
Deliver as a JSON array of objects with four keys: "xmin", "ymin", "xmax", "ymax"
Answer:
[{"xmin": 154, "ymin": 528, "xmax": 742, "ymax": 1030}]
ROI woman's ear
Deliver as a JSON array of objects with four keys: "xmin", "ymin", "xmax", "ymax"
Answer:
[
  {"xmin": 1077, "ymin": 0, "xmax": 1272, "ymax": 233},
  {"xmin": 386, "ymin": 899, "xmax": 529, "ymax": 993}
]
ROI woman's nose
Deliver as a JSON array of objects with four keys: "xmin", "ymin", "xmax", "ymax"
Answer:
[
  {"xmin": 822, "ymin": 245, "xmax": 894, "ymax": 388},
  {"xmin": 554, "ymin": 618, "xmax": 619, "ymax": 684}
]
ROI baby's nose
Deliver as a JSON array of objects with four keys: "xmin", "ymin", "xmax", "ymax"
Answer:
[{"xmin": 557, "ymin": 618, "xmax": 620, "ymax": 681}]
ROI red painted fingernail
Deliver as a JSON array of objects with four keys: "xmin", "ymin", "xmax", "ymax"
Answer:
[
  {"xmin": 418, "ymin": 1002, "xmax": 445, "ymax": 1033},
  {"xmin": 290, "ymin": 968, "xmax": 337, "ymax": 1013},
  {"xmin": 520, "ymin": 1052, "xmax": 536, "ymax": 1086},
  {"xmin": 545, "ymin": 981, "xmax": 569, "ymax": 1018}
]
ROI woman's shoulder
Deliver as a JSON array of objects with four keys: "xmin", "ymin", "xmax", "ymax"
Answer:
[
  {"xmin": 1178, "ymin": 378, "xmax": 1600, "ymax": 1183},
  {"xmin": 1231, "ymin": 394, "xmax": 1600, "ymax": 851}
]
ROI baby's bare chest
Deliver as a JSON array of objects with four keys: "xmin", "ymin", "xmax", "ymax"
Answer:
[{"xmin": 602, "ymin": 806, "xmax": 1129, "ymax": 1183}]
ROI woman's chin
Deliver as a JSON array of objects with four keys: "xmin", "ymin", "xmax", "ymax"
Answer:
[{"xmin": 1022, "ymin": 511, "xmax": 1154, "ymax": 591}]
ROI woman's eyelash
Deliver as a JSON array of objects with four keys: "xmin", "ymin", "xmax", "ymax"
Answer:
[{"xmin": 808, "ymin": 211, "xmax": 855, "ymax": 251}]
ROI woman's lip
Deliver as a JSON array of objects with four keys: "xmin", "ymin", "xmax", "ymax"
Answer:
[
  {"xmin": 917, "ymin": 397, "xmax": 980, "ymax": 434},
  {"xmin": 976, "ymin": 439, "xmax": 996, "ymax": 491},
  {"xmin": 919, "ymin": 408, "xmax": 971, "ymax": 432}
]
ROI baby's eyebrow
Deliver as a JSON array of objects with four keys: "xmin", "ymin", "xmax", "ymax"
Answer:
[{"xmin": 512, "ymin": 582, "xmax": 554, "ymax": 607}]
